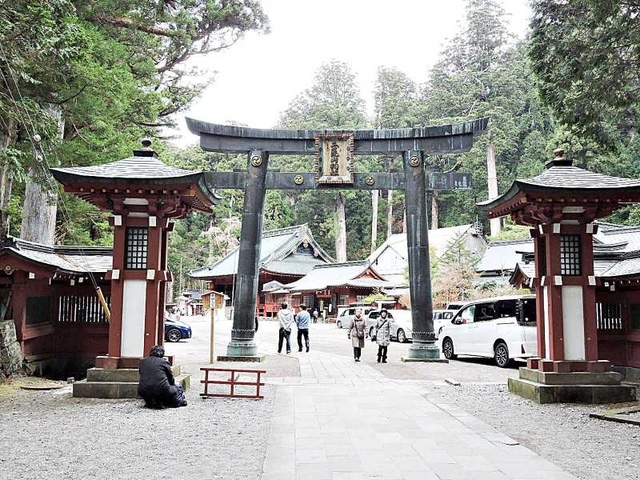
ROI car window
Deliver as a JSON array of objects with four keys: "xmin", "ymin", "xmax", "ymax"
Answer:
[
  {"xmin": 369, "ymin": 311, "xmax": 379, "ymax": 320},
  {"xmin": 443, "ymin": 311, "xmax": 454, "ymax": 319},
  {"xmin": 475, "ymin": 303, "xmax": 497, "ymax": 322},
  {"xmin": 459, "ymin": 305, "xmax": 475, "ymax": 324},
  {"xmin": 495, "ymin": 300, "xmax": 516, "ymax": 318}
]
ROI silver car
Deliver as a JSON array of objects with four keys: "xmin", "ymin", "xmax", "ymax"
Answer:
[
  {"xmin": 336, "ymin": 306, "xmax": 374, "ymax": 329},
  {"xmin": 365, "ymin": 309, "xmax": 413, "ymax": 343}
]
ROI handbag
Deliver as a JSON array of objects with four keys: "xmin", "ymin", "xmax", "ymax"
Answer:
[{"xmin": 371, "ymin": 319, "xmax": 387, "ymax": 342}]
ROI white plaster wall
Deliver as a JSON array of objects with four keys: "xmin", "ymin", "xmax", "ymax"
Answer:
[
  {"xmin": 121, "ymin": 280, "xmax": 147, "ymax": 357},
  {"xmin": 543, "ymin": 286, "xmax": 550, "ymax": 360},
  {"xmin": 562, "ymin": 285, "xmax": 586, "ymax": 360}
]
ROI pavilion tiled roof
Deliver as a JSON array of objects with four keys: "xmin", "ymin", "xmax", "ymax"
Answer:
[
  {"xmin": 50, "ymin": 143, "xmax": 220, "ymax": 213},
  {"xmin": 0, "ymin": 237, "xmax": 112, "ymax": 274},
  {"xmin": 286, "ymin": 260, "xmax": 393, "ymax": 292},
  {"xmin": 190, "ymin": 225, "xmax": 333, "ymax": 279},
  {"xmin": 478, "ymin": 151, "xmax": 640, "ymax": 219}
]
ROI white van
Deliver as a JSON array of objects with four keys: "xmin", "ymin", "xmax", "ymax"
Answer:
[{"xmin": 439, "ymin": 295, "xmax": 537, "ymax": 367}]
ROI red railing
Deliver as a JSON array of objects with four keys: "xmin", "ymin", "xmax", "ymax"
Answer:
[{"xmin": 200, "ymin": 367, "xmax": 266, "ymax": 399}]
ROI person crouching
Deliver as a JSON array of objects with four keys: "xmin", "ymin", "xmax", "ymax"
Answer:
[{"xmin": 138, "ymin": 345, "xmax": 187, "ymax": 408}]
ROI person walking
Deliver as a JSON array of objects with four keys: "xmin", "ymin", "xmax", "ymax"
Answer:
[
  {"xmin": 277, "ymin": 302, "xmax": 294, "ymax": 354},
  {"xmin": 374, "ymin": 309, "xmax": 391, "ymax": 363},
  {"xmin": 295, "ymin": 304, "xmax": 311, "ymax": 352},
  {"xmin": 348, "ymin": 308, "xmax": 366, "ymax": 362}
]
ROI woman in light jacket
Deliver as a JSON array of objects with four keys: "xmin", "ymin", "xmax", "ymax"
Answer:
[
  {"xmin": 374, "ymin": 309, "xmax": 391, "ymax": 363},
  {"xmin": 348, "ymin": 308, "xmax": 366, "ymax": 362}
]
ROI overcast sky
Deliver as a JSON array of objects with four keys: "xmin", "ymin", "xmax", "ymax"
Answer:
[{"xmin": 171, "ymin": 0, "xmax": 531, "ymax": 146}]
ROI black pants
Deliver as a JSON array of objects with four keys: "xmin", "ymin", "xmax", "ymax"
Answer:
[
  {"xmin": 377, "ymin": 345, "xmax": 388, "ymax": 362},
  {"xmin": 297, "ymin": 329, "xmax": 309, "ymax": 351},
  {"xmin": 278, "ymin": 328, "xmax": 291, "ymax": 353},
  {"xmin": 353, "ymin": 346, "xmax": 362, "ymax": 359}
]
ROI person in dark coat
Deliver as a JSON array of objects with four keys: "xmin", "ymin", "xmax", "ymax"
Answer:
[{"xmin": 138, "ymin": 345, "xmax": 186, "ymax": 408}]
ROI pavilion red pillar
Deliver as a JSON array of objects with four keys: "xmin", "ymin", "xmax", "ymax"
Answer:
[
  {"xmin": 530, "ymin": 222, "xmax": 605, "ymax": 373},
  {"xmin": 100, "ymin": 212, "xmax": 171, "ymax": 367}
]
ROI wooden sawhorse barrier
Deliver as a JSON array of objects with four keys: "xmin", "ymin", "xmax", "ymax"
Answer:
[{"xmin": 200, "ymin": 367, "xmax": 266, "ymax": 400}]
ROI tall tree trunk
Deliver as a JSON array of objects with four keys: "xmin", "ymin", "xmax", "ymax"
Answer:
[
  {"xmin": 370, "ymin": 190, "xmax": 379, "ymax": 254},
  {"xmin": 20, "ymin": 105, "xmax": 63, "ymax": 245},
  {"xmin": 20, "ymin": 169, "xmax": 57, "ymax": 245},
  {"xmin": 486, "ymin": 140, "xmax": 501, "ymax": 237},
  {"xmin": 386, "ymin": 189, "xmax": 393, "ymax": 238},
  {"xmin": 0, "ymin": 119, "xmax": 17, "ymax": 241},
  {"xmin": 431, "ymin": 190, "xmax": 440, "ymax": 229},
  {"xmin": 335, "ymin": 192, "xmax": 347, "ymax": 262}
]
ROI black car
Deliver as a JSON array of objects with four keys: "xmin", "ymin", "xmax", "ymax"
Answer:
[{"xmin": 164, "ymin": 317, "xmax": 192, "ymax": 342}]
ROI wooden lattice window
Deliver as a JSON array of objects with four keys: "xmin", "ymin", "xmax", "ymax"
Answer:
[
  {"xmin": 125, "ymin": 227, "xmax": 148, "ymax": 269},
  {"xmin": 560, "ymin": 234, "xmax": 581, "ymax": 275},
  {"xmin": 596, "ymin": 302, "xmax": 622, "ymax": 330}
]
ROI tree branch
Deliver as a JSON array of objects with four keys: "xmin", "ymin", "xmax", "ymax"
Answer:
[{"xmin": 92, "ymin": 16, "xmax": 177, "ymax": 37}]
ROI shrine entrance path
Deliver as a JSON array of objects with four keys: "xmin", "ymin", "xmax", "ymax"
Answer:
[{"xmin": 261, "ymin": 350, "xmax": 577, "ymax": 480}]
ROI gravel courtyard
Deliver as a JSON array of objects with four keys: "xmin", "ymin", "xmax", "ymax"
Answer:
[
  {"xmin": 0, "ymin": 379, "xmax": 274, "ymax": 480},
  {"xmin": 426, "ymin": 382, "xmax": 639, "ymax": 480}
]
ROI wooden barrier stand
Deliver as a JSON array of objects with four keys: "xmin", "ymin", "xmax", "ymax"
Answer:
[{"xmin": 200, "ymin": 367, "xmax": 266, "ymax": 400}]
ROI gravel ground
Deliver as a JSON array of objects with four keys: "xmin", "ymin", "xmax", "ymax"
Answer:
[
  {"xmin": 0, "ymin": 378, "xmax": 274, "ymax": 480},
  {"xmin": 425, "ymin": 383, "xmax": 640, "ymax": 480}
]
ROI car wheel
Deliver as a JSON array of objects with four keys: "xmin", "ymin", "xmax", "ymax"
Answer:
[
  {"xmin": 166, "ymin": 328, "xmax": 182, "ymax": 343},
  {"xmin": 337, "ymin": 320, "xmax": 342, "ymax": 329},
  {"xmin": 396, "ymin": 328, "xmax": 407, "ymax": 343},
  {"xmin": 442, "ymin": 337, "xmax": 457, "ymax": 359},
  {"xmin": 494, "ymin": 341, "xmax": 511, "ymax": 368}
]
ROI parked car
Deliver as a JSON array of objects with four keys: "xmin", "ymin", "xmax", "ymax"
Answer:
[
  {"xmin": 366, "ymin": 309, "xmax": 413, "ymax": 343},
  {"xmin": 165, "ymin": 317, "xmax": 192, "ymax": 342},
  {"xmin": 432, "ymin": 309, "xmax": 457, "ymax": 338},
  {"xmin": 439, "ymin": 295, "xmax": 537, "ymax": 367},
  {"xmin": 336, "ymin": 306, "xmax": 374, "ymax": 329}
]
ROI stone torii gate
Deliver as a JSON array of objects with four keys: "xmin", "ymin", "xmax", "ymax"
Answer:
[{"xmin": 187, "ymin": 117, "xmax": 488, "ymax": 361}]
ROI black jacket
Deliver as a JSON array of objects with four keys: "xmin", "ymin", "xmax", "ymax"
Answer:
[{"xmin": 138, "ymin": 355, "xmax": 175, "ymax": 398}]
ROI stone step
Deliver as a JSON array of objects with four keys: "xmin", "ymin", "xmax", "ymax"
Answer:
[
  {"xmin": 73, "ymin": 373, "xmax": 190, "ymax": 399},
  {"xmin": 508, "ymin": 376, "xmax": 637, "ymax": 404},
  {"xmin": 86, "ymin": 365, "xmax": 182, "ymax": 383},
  {"xmin": 519, "ymin": 367, "xmax": 624, "ymax": 386}
]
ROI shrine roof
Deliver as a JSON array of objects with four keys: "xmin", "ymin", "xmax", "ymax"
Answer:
[
  {"xmin": 0, "ymin": 237, "xmax": 112, "ymax": 274},
  {"xmin": 476, "ymin": 239, "xmax": 534, "ymax": 273},
  {"xmin": 190, "ymin": 225, "xmax": 333, "ymax": 279},
  {"xmin": 286, "ymin": 261, "xmax": 393, "ymax": 292},
  {"xmin": 51, "ymin": 151, "xmax": 201, "ymax": 182},
  {"xmin": 50, "ymin": 142, "xmax": 219, "ymax": 211},
  {"xmin": 478, "ymin": 151, "xmax": 640, "ymax": 218}
]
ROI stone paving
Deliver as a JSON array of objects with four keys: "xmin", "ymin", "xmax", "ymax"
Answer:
[{"xmin": 262, "ymin": 351, "xmax": 578, "ymax": 480}]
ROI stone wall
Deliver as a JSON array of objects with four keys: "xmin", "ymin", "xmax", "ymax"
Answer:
[{"xmin": 0, "ymin": 320, "xmax": 24, "ymax": 374}]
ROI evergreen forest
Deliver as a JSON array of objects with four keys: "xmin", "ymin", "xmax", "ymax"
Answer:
[{"xmin": 2, "ymin": 0, "xmax": 640, "ymax": 298}]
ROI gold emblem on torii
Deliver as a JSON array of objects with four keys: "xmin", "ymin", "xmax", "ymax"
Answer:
[{"xmin": 314, "ymin": 133, "xmax": 355, "ymax": 185}]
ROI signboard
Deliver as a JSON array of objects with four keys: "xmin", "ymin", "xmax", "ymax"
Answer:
[{"xmin": 315, "ymin": 134, "xmax": 355, "ymax": 185}]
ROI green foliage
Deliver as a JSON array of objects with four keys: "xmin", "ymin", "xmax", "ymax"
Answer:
[
  {"xmin": 431, "ymin": 236, "xmax": 479, "ymax": 308},
  {"xmin": 418, "ymin": 0, "xmax": 557, "ymax": 230},
  {"xmin": 529, "ymin": 0, "xmax": 640, "ymax": 151},
  {"xmin": 0, "ymin": 0, "xmax": 267, "ymax": 241},
  {"xmin": 487, "ymin": 221, "xmax": 530, "ymax": 242}
]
